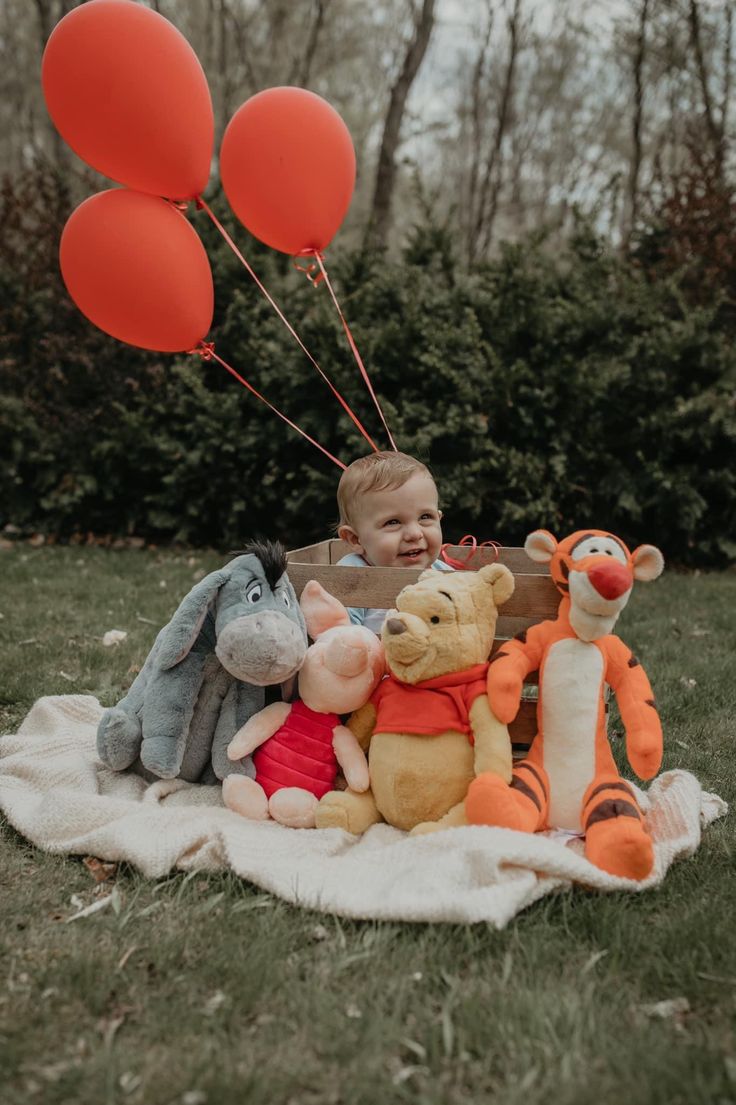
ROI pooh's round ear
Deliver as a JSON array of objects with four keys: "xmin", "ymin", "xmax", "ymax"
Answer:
[
  {"xmin": 300, "ymin": 579, "xmax": 350, "ymax": 639},
  {"xmin": 478, "ymin": 563, "xmax": 515, "ymax": 607},
  {"xmin": 631, "ymin": 544, "xmax": 664, "ymax": 581},
  {"xmin": 525, "ymin": 530, "xmax": 557, "ymax": 563}
]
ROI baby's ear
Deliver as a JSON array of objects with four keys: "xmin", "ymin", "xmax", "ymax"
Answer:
[
  {"xmin": 300, "ymin": 580, "xmax": 351, "ymax": 639},
  {"xmin": 337, "ymin": 524, "xmax": 363, "ymax": 554}
]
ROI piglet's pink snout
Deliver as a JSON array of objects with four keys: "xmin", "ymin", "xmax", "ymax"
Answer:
[{"xmin": 323, "ymin": 632, "xmax": 373, "ymax": 678}]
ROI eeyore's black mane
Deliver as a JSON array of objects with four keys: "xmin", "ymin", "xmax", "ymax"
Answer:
[{"xmin": 240, "ymin": 539, "xmax": 288, "ymax": 590}]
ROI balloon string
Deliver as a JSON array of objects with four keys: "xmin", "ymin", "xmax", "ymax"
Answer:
[
  {"xmin": 440, "ymin": 536, "xmax": 501, "ymax": 571},
  {"xmin": 192, "ymin": 197, "xmax": 379, "ymax": 454},
  {"xmin": 312, "ymin": 251, "xmax": 398, "ymax": 452},
  {"xmin": 188, "ymin": 341, "xmax": 346, "ymax": 470}
]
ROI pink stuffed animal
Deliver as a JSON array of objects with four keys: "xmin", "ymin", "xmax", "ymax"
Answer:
[{"xmin": 222, "ymin": 580, "xmax": 385, "ymax": 828}]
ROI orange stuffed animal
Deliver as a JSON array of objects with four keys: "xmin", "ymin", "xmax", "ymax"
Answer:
[{"xmin": 465, "ymin": 529, "xmax": 664, "ymax": 880}]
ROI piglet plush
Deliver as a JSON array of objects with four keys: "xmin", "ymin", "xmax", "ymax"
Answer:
[{"xmin": 223, "ymin": 580, "xmax": 385, "ymax": 828}]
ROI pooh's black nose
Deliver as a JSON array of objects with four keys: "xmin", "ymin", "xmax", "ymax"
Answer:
[{"xmin": 386, "ymin": 618, "xmax": 406, "ymax": 635}]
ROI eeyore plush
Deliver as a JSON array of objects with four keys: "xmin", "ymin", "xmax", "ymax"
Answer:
[{"xmin": 96, "ymin": 541, "xmax": 308, "ymax": 784}]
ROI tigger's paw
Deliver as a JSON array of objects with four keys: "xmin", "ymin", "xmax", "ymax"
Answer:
[
  {"xmin": 585, "ymin": 819, "xmax": 654, "ymax": 880},
  {"xmin": 465, "ymin": 772, "xmax": 538, "ymax": 831}
]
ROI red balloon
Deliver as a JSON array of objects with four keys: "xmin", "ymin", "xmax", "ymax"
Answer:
[
  {"xmin": 42, "ymin": 0, "xmax": 213, "ymax": 200},
  {"xmin": 220, "ymin": 87, "xmax": 356, "ymax": 255},
  {"xmin": 60, "ymin": 189, "xmax": 214, "ymax": 353}
]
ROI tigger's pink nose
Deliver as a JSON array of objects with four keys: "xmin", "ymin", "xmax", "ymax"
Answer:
[{"xmin": 587, "ymin": 560, "xmax": 632, "ymax": 600}]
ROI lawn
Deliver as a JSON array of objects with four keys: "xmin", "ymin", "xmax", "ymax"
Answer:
[{"xmin": 0, "ymin": 546, "xmax": 734, "ymax": 1105}]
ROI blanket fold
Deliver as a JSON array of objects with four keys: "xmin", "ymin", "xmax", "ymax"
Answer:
[{"xmin": 0, "ymin": 695, "xmax": 727, "ymax": 926}]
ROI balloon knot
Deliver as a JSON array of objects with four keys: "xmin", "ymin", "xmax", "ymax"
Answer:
[
  {"xmin": 440, "ymin": 536, "xmax": 500, "ymax": 571},
  {"xmin": 168, "ymin": 200, "xmax": 190, "ymax": 213},
  {"xmin": 188, "ymin": 340, "xmax": 215, "ymax": 361},
  {"xmin": 194, "ymin": 196, "xmax": 205, "ymax": 211},
  {"xmin": 293, "ymin": 256, "xmax": 325, "ymax": 287}
]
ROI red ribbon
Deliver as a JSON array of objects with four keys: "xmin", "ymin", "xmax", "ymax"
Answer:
[
  {"xmin": 440, "ymin": 535, "xmax": 500, "ymax": 571},
  {"xmin": 194, "ymin": 196, "xmax": 379, "ymax": 453},
  {"xmin": 188, "ymin": 341, "xmax": 346, "ymax": 470},
  {"xmin": 293, "ymin": 258, "xmax": 325, "ymax": 287},
  {"xmin": 299, "ymin": 251, "xmax": 398, "ymax": 453}
]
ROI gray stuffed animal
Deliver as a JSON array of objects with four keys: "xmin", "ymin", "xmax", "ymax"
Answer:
[{"xmin": 97, "ymin": 541, "xmax": 308, "ymax": 784}]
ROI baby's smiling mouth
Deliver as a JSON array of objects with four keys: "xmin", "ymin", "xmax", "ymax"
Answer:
[{"xmin": 400, "ymin": 548, "xmax": 426, "ymax": 559}]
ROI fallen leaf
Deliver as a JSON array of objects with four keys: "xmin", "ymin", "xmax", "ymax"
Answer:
[
  {"xmin": 135, "ymin": 614, "xmax": 157, "ymax": 625},
  {"xmin": 58, "ymin": 671, "xmax": 76, "ymax": 682},
  {"xmin": 18, "ymin": 638, "xmax": 38, "ymax": 646},
  {"xmin": 28, "ymin": 534, "xmax": 45, "ymax": 547},
  {"xmin": 679, "ymin": 677, "xmax": 697, "ymax": 689},
  {"xmin": 83, "ymin": 856, "xmax": 118, "ymax": 884},
  {"xmin": 102, "ymin": 629, "xmax": 128, "ymax": 647},
  {"xmin": 66, "ymin": 894, "xmax": 114, "ymax": 922},
  {"xmin": 345, "ymin": 1002, "xmax": 362, "ymax": 1019},
  {"xmin": 310, "ymin": 923, "xmax": 329, "ymax": 941},
  {"xmin": 203, "ymin": 991, "xmax": 228, "ymax": 1016},
  {"xmin": 638, "ymin": 996, "xmax": 690, "ymax": 1021},
  {"xmin": 181, "ymin": 1092, "xmax": 207, "ymax": 1105}
]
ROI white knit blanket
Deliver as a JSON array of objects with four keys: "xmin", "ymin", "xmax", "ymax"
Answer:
[{"xmin": 0, "ymin": 695, "xmax": 727, "ymax": 927}]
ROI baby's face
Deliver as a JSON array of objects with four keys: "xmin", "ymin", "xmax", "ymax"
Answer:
[{"xmin": 341, "ymin": 472, "xmax": 443, "ymax": 570}]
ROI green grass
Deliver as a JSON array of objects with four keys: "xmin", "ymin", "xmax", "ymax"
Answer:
[{"xmin": 0, "ymin": 547, "xmax": 734, "ymax": 1105}]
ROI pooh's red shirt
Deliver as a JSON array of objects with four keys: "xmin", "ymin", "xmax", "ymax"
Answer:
[{"xmin": 370, "ymin": 663, "xmax": 489, "ymax": 742}]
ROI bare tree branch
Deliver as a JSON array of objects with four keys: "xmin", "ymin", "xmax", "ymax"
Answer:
[
  {"xmin": 475, "ymin": 0, "xmax": 523, "ymax": 258},
  {"xmin": 625, "ymin": 0, "xmax": 650, "ymax": 246},
  {"xmin": 687, "ymin": 0, "xmax": 724, "ymax": 171},
  {"xmin": 363, "ymin": 0, "xmax": 436, "ymax": 251}
]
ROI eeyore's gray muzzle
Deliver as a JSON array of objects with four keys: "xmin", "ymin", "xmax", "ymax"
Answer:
[{"xmin": 215, "ymin": 611, "xmax": 307, "ymax": 686}]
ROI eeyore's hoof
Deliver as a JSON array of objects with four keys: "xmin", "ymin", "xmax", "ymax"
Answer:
[
  {"xmin": 139, "ymin": 737, "xmax": 181, "ymax": 780},
  {"xmin": 97, "ymin": 708, "xmax": 142, "ymax": 771}
]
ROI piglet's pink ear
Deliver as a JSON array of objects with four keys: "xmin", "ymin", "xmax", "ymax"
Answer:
[
  {"xmin": 631, "ymin": 544, "xmax": 664, "ymax": 581},
  {"xmin": 525, "ymin": 529, "xmax": 557, "ymax": 563},
  {"xmin": 300, "ymin": 579, "xmax": 351, "ymax": 639}
]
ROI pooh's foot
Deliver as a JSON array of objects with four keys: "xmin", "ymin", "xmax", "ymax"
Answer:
[
  {"xmin": 465, "ymin": 769, "xmax": 544, "ymax": 832},
  {"xmin": 222, "ymin": 775, "xmax": 269, "ymax": 820},
  {"xmin": 269, "ymin": 788, "xmax": 319, "ymax": 829},
  {"xmin": 96, "ymin": 708, "xmax": 142, "ymax": 771},
  {"xmin": 585, "ymin": 815, "xmax": 654, "ymax": 880},
  {"xmin": 315, "ymin": 789, "xmax": 382, "ymax": 835},
  {"xmin": 410, "ymin": 800, "xmax": 468, "ymax": 836}
]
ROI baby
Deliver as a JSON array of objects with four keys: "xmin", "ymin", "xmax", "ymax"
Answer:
[{"xmin": 336, "ymin": 450, "xmax": 452, "ymax": 632}]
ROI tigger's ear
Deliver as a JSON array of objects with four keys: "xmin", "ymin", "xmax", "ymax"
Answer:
[
  {"xmin": 632, "ymin": 544, "xmax": 664, "ymax": 581},
  {"xmin": 525, "ymin": 530, "xmax": 557, "ymax": 564}
]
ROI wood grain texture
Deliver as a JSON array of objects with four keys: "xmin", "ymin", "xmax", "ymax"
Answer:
[{"xmin": 285, "ymin": 564, "xmax": 559, "ymax": 618}]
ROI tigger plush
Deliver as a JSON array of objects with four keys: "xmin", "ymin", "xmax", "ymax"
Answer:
[{"xmin": 465, "ymin": 529, "xmax": 664, "ymax": 880}]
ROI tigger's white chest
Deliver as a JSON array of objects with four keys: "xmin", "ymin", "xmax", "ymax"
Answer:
[{"xmin": 541, "ymin": 638, "xmax": 604, "ymax": 831}]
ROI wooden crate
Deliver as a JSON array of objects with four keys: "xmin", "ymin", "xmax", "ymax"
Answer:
[{"xmin": 286, "ymin": 540, "xmax": 560, "ymax": 753}]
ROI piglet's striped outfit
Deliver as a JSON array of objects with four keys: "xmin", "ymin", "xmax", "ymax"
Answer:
[{"xmin": 252, "ymin": 700, "xmax": 340, "ymax": 799}]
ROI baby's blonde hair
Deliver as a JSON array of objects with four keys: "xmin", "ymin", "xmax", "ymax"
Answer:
[{"xmin": 337, "ymin": 451, "xmax": 433, "ymax": 528}]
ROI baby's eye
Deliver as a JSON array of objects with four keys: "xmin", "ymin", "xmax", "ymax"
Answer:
[
  {"xmin": 420, "ymin": 513, "xmax": 436, "ymax": 521},
  {"xmin": 383, "ymin": 519, "xmax": 400, "ymax": 527}
]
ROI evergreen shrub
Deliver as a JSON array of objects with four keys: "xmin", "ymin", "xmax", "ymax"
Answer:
[{"xmin": 1, "ymin": 170, "xmax": 734, "ymax": 565}]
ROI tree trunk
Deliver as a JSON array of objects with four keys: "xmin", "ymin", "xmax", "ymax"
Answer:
[
  {"xmin": 363, "ymin": 0, "xmax": 436, "ymax": 252},
  {"xmin": 624, "ymin": 0, "xmax": 650, "ymax": 248},
  {"xmin": 473, "ymin": 0, "xmax": 523, "ymax": 261}
]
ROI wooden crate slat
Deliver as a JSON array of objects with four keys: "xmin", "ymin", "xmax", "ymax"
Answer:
[
  {"xmin": 286, "ymin": 542, "xmax": 331, "ymax": 565},
  {"xmin": 288, "ymin": 540, "xmax": 548, "ymax": 576},
  {"xmin": 286, "ymin": 563, "xmax": 559, "ymax": 618},
  {"xmin": 508, "ymin": 700, "xmax": 537, "ymax": 746}
]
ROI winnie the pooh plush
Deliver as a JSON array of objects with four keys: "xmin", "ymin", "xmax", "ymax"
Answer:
[{"xmin": 315, "ymin": 563, "xmax": 515, "ymax": 835}]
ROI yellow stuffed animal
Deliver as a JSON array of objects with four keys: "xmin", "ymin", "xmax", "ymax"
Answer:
[{"xmin": 315, "ymin": 564, "xmax": 515, "ymax": 835}]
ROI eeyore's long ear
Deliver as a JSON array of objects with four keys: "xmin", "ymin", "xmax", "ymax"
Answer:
[{"xmin": 157, "ymin": 566, "xmax": 233, "ymax": 670}]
